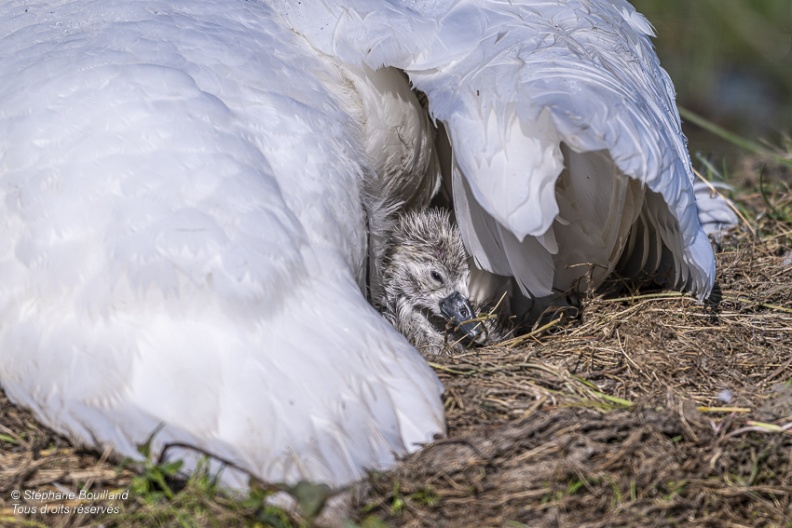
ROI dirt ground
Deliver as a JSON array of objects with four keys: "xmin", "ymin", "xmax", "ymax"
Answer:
[{"xmin": 1, "ymin": 158, "xmax": 790, "ymax": 527}]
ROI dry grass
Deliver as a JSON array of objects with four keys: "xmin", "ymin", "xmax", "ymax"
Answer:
[
  {"xmin": 1, "ymin": 158, "xmax": 791, "ymax": 527},
  {"xmin": 352, "ymin": 160, "xmax": 792, "ymax": 528}
]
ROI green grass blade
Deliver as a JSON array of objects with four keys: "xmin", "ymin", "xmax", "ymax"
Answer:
[{"xmin": 679, "ymin": 107, "xmax": 792, "ymax": 168}]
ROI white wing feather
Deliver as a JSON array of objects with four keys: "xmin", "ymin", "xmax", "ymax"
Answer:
[
  {"xmin": 693, "ymin": 182, "xmax": 740, "ymax": 240},
  {"xmin": 275, "ymin": 0, "xmax": 717, "ymax": 301}
]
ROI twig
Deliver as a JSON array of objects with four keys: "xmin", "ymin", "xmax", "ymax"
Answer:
[
  {"xmin": 599, "ymin": 291, "xmax": 689, "ymax": 303},
  {"xmin": 726, "ymin": 295, "xmax": 792, "ymax": 314},
  {"xmin": 500, "ymin": 317, "xmax": 563, "ymax": 348},
  {"xmin": 697, "ymin": 406, "xmax": 751, "ymax": 414},
  {"xmin": 725, "ymin": 421, "xmax": 792, "ymax": 438}
]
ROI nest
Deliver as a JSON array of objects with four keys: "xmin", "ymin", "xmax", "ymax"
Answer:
[
  {"xmin": 1, "ymin": 165, "xmax": 790, "ymax": 527},
  {"xmin": 352, "ymin": 179, "xmax": 792, "ymax": 527}
]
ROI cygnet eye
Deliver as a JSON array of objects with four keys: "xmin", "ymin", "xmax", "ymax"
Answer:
[{"xmin": 430, "ymin": 270, "xmax": 444, "ymax": 284}]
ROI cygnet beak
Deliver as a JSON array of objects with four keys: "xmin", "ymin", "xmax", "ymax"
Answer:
[{"xmin": 439, "ymin": 291, "xmax": 483, "ymax": 342}]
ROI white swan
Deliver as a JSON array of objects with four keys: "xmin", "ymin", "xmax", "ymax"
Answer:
[{"xmin": 0, "ymin": 0, "xmax": 718, "ymax": 489}]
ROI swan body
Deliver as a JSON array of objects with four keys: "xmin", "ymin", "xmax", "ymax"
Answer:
[
  {"xmin": 0, "ymin": 0, "xmax": 444, "ymax": 488},
  {"xmin": 0, "ymin": 0, "xmax": 718, "ymax": 489}
]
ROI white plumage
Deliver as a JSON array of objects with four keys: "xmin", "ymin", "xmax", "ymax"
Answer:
[
  {"xmin": 0, "ymin": 0, "xmax": 719, "ymax": 489},
  {"xmin": 693, "ymin": 181, "xmax": 740, "ymax": 241},
  {"xmin": 274, "ymin": 0, "xmax": 717, "ymax": 304}
]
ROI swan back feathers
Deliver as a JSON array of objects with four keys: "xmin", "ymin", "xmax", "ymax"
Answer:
[{"xmin": 0, "ymin": 0, "xmax": 445, "ymax": 489}]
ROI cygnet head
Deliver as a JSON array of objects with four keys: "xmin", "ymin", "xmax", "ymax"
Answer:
[{"xmin": 380, "ymin": 208, "xmax": 484, "ymax": 353}]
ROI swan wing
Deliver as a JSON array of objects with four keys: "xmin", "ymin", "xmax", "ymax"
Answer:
[
  {"xmin": 693, "ymin": 182, "xmax": 740, "ymax": 240},
  {"xmin": 275, "ymin": 0, "xmax": 716, "ymax": 300},
  {"xmin": 0, "ymin": 0, "xmax": 443, "ymax": 488}
]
